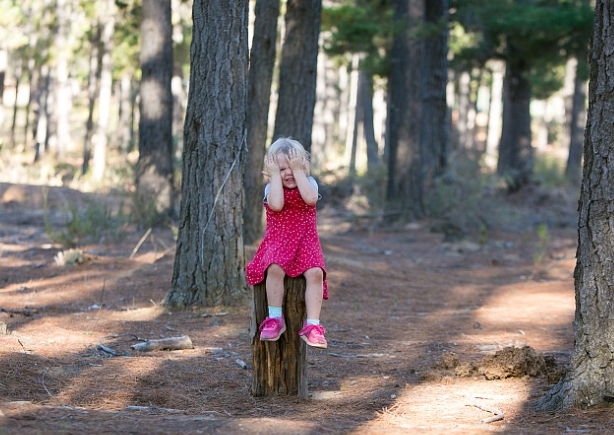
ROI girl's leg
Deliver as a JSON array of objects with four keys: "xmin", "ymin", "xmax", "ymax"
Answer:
[
  {"xmin": 303, "ymin": 267, "xmax": 324, "ymax": 320},
  {"xmin": 300, "ymin": 267, "xmax": 327, "ymax": 348},
  {"xmin": 260, "ymin": 264, "xmax": 286, "ymax": 341},
  {"xmin": 265, "ymin": 263, "xmax": 286, "ymax": 308}
]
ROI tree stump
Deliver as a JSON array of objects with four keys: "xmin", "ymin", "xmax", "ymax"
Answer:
[{"xmin": 250, "ymin": 275, "xmax": 307, "ymax": 397}]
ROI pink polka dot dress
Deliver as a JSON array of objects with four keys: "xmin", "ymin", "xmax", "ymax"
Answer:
[{"xmin": 245, "ymin": 183, "xmax": 328, "ymax": 299}]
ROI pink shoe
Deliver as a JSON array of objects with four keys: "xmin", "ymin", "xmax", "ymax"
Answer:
[
  {"xmin": 298, "ymin": 323, "xmax": 327, "ymax": 349},
  {"xmin": 259, "ymin": 316, "xmax": 286, "ymax": 341}
]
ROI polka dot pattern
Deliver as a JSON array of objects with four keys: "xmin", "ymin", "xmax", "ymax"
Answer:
[{"xmin": 245, "ymin": 186, "xmax": 328, "ymax": 299}]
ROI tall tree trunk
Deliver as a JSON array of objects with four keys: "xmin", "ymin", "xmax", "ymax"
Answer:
[
  {"xmin": 349, "ymin": 68, "xmax": 362, "ymax": 178},
  {"xmin": 243, "ymin": 0, "xmax": 280, "ymax": 246},
  {"xmin": 456, "ymin": 71, "xmax": 471, "ymax": 148},
  {"xmin": 497, "ymin": 57, "xmax": 533, "ymax": 192},
  {"xmin": 361, "ymin": 70, "xmax": 379, "ymax": 172},
  {"xmin": 0, "ymin": 49, "xmax": 7, "ymax": 137},
  {"xmin": 34, "ymin": 65, "xmax": 51, "ymax": 161},
  {"xmin": 116, "ymin": 73, "xmax": 135, "ymax": 152},
  {"xmin": 83, "ymin": 25, "xmax": 102, "ymax": 175},
  {"xmin": 0, "ymin": 48, "xmax": 6, "ymax": 106},
  {"xmin": 386, "ymin": 0, "xmax": 424, "ymax": 221},
  {"xmin": 421, "ymin": 0, "xmax": 449, "ymax": 182},
  {"xmin": 137, "ymin": 0, "xmax": 174, "ymax": 217},
  {"xmin": 535, "ymin": 99, "xmax": 549, "ymax": 153},
  {"xmin": 92, "ymin": 0, "xmax": 116, "ymax": 183},
  {"xmin": 345, "ymin": 54, "xmax": 360, "ymax": 172},
  {"xmin": 10, "ymin": 62, "xmax": 21, "ymax": 149},
  {"xmin": 166, "ymin": 0, "xmax": 249, "ymax": 307},
  {"xmin": 561, "ymin": 56, "xmax": 577, "ymax": 152},
  {"xmin": 565, "ymin": 54, "xmax": 588, "ymax": 186},
  {"xmin": 312, "ymin": 41, "xmax": 336, "ymax": 167},
  {"xmin": 272, "ymin": 0, "xmax": 322, "ymax": 153},
  {"xmin": 24, "ymin": 59, "xmax": 37, "ymax": 148},
  {"xmin": 485, "ymin": 60, "xmax": 504, "ymax": 169},
  {"xmin": 44, "ymin": 72, "xmax": 57, "ymax": 154},
  {"xmin": 537, "ymin": 1, "xmax": 614, "ymax": 410},
  {"xmin": 54, "ymin": 0, "xmax": 72, "ymax": 157}
]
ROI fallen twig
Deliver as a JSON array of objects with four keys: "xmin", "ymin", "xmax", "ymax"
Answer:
[
  {"xmin": 467, "ymin": 404, "xmax": 504, "ymax": 423},
  {"xmin": 41, "ymin": 370, "xmax": 53, "ymax": 397},
  {"xmin": 129, "ymin": 228, "xmax": 152, "ymax": 259},
  {"xmin": 97, "ymin": 344, "xmax": 119, "ymax": 356}
]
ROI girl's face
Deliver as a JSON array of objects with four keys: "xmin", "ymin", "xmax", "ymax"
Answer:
[{"xmin": 275, "ymin": 153, "xmax": 297, "ymax": 189}]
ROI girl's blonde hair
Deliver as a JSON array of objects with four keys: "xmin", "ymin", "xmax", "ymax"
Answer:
[{"xmin": 267, "ymin": 137, "xmax": 311, "ymax": 175}]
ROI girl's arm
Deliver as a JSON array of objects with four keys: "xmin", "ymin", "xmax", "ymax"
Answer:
[
  {"xmin": 264, "ymin": 154, "xmax": 284, "ymax": 211},
  {"xmin": 287, "ymin": 149, "xmax": 318, "ymax": 205}
]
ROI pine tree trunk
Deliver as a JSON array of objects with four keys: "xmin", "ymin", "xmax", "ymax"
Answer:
[
  {"xmin": 137, "ymin": 0, "xmax": 174, "ymax": 217},
  {"xmin": 497, "ymin": 57, "xmax": 533, "ymax": 192},
  {"xmin": 272, "ymin": 0, "xmax": 322, "ymax": 153},
  {"xmin": 55, "ymin": 0, "xmax": 73, "ymax": 157},
  {"xmin": 117, "ymin": 73, "xmax": 134, "ymax": 152},
  {"xmin": 537, "ymin": 1, "xmax": 614, "ymax": 411},
  {"xmin": 251, "ymin": 276, "xmax": 307, "ymax": 397},
  {"xmin": 166, "ymin": 0, "xmax": 249, "ymax": 308},
  {"xmin": 243, "ymin": 0, "xmax": 280, "ymax": 246},
  {"xmin": 345, "ymin": 54, "xmax": 360, "ymax": 173},
  {"xmin": 361, "ymin": 70, "xmax": 379, "ymax": 172},
  {"xmin": 0, "ymin": 49, "xmax": 6, "ymax": 106},
  {"xmin": 83, "ymin": 25, "xmax": 102, "ymax": 175},
  {"xmin": 92, "ymin": 0, "xmax": 116, "ymax": 182},
  {"xmin": 34, "ymin": 66, "xmax": 51, "ymax": 161},
  {"xmin": 421, "ymin": 0, "xmax": 449, "ymax": 182},
  {"xmin": 386, "ymin": 0, "xmax": 424, "ymax": 221},
  {"xmin": 485, "ymin": 60, "xmax": 504, "ymax": 169},
  {"xmin": 10, "ymin": 63, "xmax": 21, "ymax": 149},
  {"xmin": 24, "ymin": 58, "xmax": 38, "ymax": 149}
]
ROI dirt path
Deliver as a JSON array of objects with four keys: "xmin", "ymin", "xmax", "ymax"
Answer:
[{"xmin": 1, "ymin": 183, "xmax": 612, "ymax": 434}]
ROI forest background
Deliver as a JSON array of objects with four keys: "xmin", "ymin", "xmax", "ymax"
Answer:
[
  {"xmin": 0, "ymin": 0, "xmax": 593, "ymax": 226},
  {"xmin": 1, "ymin": 0, "xmax": 610, "ymax": 433}
]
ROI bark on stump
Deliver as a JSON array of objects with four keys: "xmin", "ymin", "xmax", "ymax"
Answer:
[{"xmin": 250, "ymin": 275, "xmax": 307, "ymax": 397}]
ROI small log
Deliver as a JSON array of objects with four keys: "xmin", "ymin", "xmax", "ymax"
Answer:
[
  {"xmin": 250, "ymin": 275, "xmax": 307, "ymax": 397},
  {"xmin": 131, "ymin": 335, "xmax": 193, "ymax": 352}
]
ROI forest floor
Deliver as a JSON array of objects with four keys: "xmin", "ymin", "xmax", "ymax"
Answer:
[{"xmin": 0, "ymin": 181, "xmax": 613, "ymax": 435}]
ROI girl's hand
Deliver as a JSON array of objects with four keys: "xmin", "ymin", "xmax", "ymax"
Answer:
[
  {"xmin": 287, "ymin": 148, "xmax": 307, "ymax": 174},
  {"xmin": 262, "ymin": 154, "xmax": 280, "ymax": 179}
]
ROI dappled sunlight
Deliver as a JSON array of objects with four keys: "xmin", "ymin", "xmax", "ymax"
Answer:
[
  {"xmin": 354, "ymin": 377, "xmax": 534, "ymax": 434},
  {"xmin": 471, "ymin": 280, "xmax": 575, "ymax": 353}
]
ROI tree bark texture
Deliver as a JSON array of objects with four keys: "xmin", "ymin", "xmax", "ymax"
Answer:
[
  {"xmin": 272, "ymin": 0, "xmax": 322, "ymax": 153},
  {"xmin": 537, "ymin": 0, "xmax": 614, "ymax": 411},
  {"xmin": 497, "ymin": 57, "xmax": 533, "ymax": 192},
  {"xmin": 243, "ymin": 0, "xmax": 280, "ymax": 246},
  {"xmin": 421, "ymin": 0, "xmax": 449, "ymax": 183},
  {"xmin": 251, "ymin": 276, "xmax": 307, "ymax": 398},
  {"xmin": 385, "ymin": 0, "xmax": 424, "ymax": 221},
  {"xmin": 137, "ymin": 0, "xmax": 174, "ymax": 216},
  {"xmin": 166, "ymin": 0, "xmax": 249, "ymax": 308}
]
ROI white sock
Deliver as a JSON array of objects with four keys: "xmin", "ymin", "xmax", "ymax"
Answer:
[
  {"xmin": 306, "ymin": 318, "xmax": 320, "ymax": 326},
  {"xmin": 268, "ymin": 306, "xmax": 282, "ymax": 319}
]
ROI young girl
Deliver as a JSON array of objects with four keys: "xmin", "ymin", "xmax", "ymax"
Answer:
[{"xmin": 245, "ymin": 137, "xmax": 328, "ymax": 348}]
